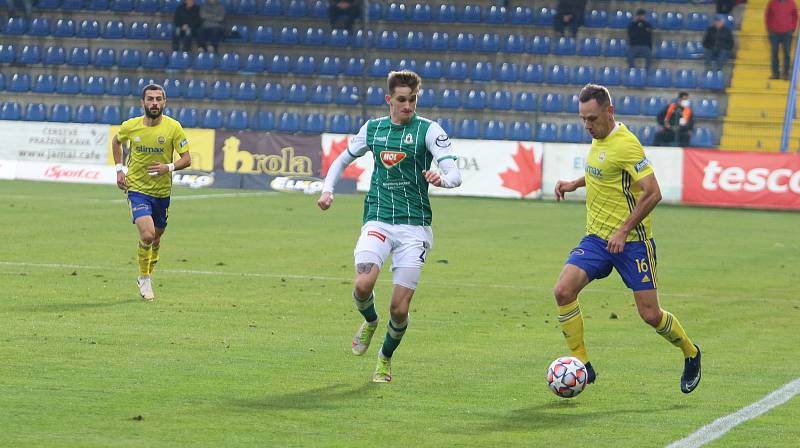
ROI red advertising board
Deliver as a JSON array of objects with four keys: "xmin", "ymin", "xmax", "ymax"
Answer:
[{"xmin": 682, "ymin": 149, "xmax": 800, "ymax": 210}]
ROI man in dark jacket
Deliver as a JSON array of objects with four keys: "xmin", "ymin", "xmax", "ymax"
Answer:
[
  {"xmin": 173, "ymin": 0, "xmax": 202, "ymax": 52},
  {"xmin": 627, "ymin": 8, "xmax": 654, "ymax": 70},
  {"xmin": 702, "ymin": 16, "xmax": 735, "ymax": 71},
  {"xmin": 654, "ymin": 92, "xmax": 694, "ymax": 147},
  {"xmin": 554, "ymin": 0, "xmax": 586, "ymax": 37},
  {"xmin": 330, "ymin": 0, "xmax": 361, "ymax": 31}
]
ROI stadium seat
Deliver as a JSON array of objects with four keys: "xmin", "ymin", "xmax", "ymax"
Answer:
[
  {"xmin": 108, "ymin": 76, "xmax": 132, "ymax": 96},
  {"xmin": 368, "ymin": 58, "xmax": 391, "ymax": 77},
  {"xmin": 385, "ymin": 3, "xmax": 407, "ymax": 21},
  {"xmin": 452, "ymin": 32, "xmax": 475, "ymax": 52},
  {"xmin": 37, "ymin": 0, "xmax": 59, "ymax": 9},
  {"xmin": 585, "ymin": 9, "xmax": 608, "ymax": 28},
  {"xmin": 464, "ymin": 90, "xmax": 487, "ymax": 110},
  {"xmin": 18, "ymin": 45, "xmax": 41, "ymax": 65},
  {"xmin": 675, "ymin": 69, "xmax": 697, "ymax": 88},
  {"xmin": 252, "ymin": 26, "xmax": 273, "ymax": 44},
  {"xmin": 471, "ymin": 61, "xmax": 493, "ymax": 82},
  {"xmin": 502, "ymin": 34, "xmax": 526, "ymax": 54},
  {"xmin": 686, "ymin": 12, "xmax": 709, "ymax": 31},
  {"xmin": 508, "ymin": 6, "xmax": 532, "ymax": 25},
  {"xmin": 285, "ymin": 0, "xmax": 307, "ymax": 17},
  {"xmin": 74, "ymin": 105, "xmax": 97, "ymax": 123},
  {"xmin": 0, "ymin": 44, "xmax": 15, "ymax": 64},
  {"xmin": 57, "ymin": 75, "xmax": 81, "ymax": 94},
  {"xmin": 259, "ymin": 0, "xmax": 281, "ymax": 16},
  {"xmin": 699, "ymin": 70, "xmax": 725, "ymax": 90},
  {"xmin": 571, "ymin": 66, "xmax": 595, "ymax": 85},
  {"xmin": 690, "ymin": 128, "xmax": 716, "ymax": 147},
  {"xmin": 242, "ymin": 53, "xmax": 265, "ymax": 73},
  {"xmin": 162, "ymin": 78, "xmax": 183, "ymax": 98},
  {"xmin": 533, "ymin": 7, "xmax": 555, "ymax": 26},
  {"xmin": 546, "ymin": 65, "xmax": 570, "ymax": 84},
  {"xmin": 278, "ymin": 26, "xmax": 299, "ymax": 45},
  {"xmin": 617, "ymin": 95, "xmax": 642, "ymax": 115},
  {"xmin": 118, "ymin": 48, "xmax": 141, "ymax": 68},
  {"xmin": 455, "ymin": 119, "xmax": 480, "ymax": 139},
  {"xmin": 554, "ymin": 37, "xmax": 577, "ymax": 55},
  {"xmin": 28, "ymin": 18, "xmax": 51, "ymax": 36},
  {"xmin": 328, "ymin": 114, "xmax": 352, "ymax": 134},
  {"xmin": 396, "ymin": 59, "xmax": 418, "ymax": 74},
  {"xmin": 50, "ymin": 104, "xmax": 71, "ymax": 122},
  {"xmin": 285, "ymin": 83, "xmax": 307, "ymax": 103},
  {"xmin": 436, "ymin": 3, "xmax": 456, "ymax": 22},
  {"xmin": 578, "ymin": 37, "xmax": 602, "ymax": 57},
  {"xmin": 142, "ymin": 50, "xmax": 166, "ymax": 69},
  {"xmin": 437, "ymin": 89, "xmax": 462, "ymax": 109},
  {"xmin": 655, "ymin": 40, "xmax": 679, "ymax": 59},
  {"xmin": 429, "ymin": 31, "xmax": 449, "ymax": 51},
  {"xmin": 566, "ymin": 94, "xmax": 580, "ymax": 113},
  {"xmin": 278, "ymin": 112, "xmax": 301, "ymax": 132},
  {"xmin": 126, "ymin": 21, "xmax": 149, "ymax": 39},
  {"xmin": 560, "ymin": 123, "xmax": 585, "ymax": 143},
  {"xmin": 536, "ymin": 122, "xmax": 558, "ymax": 142},
  {"xmin": 78, "ymin": 19, "xmax": 101, "ymax": 38},
  {"xmin": 151, "ymin": 22, "xmax": 174, "ymax": 41},
  {"xmin": 520, "ymin": 64, "xmax": 544, "ymax": 83},
  {"xmin": 648, "ymin": 68, "xmax": 673, "ymax": 88},
  {"xmin": 300, "ymin": 27, "xmax": 324, "ymax": 47},
  {"xmin": 319, "ymin": 56, "xmax": 342, "ymax": 76},
  {"xmin": 403, "ymin": 31, "xmax": 425, "ymax": 50},
  {"xmin": 226, "ymin": 110, "xmax": 249, "ymax": 130},
  {"xmin": 184, "ymin": 79, "xmax": 207, "ymax": 99},
  {"xmin": 609, "ymin": 10, "xmax": 632, "ymax": 28},
  {"xmin": 218, "ymin": 52, "xmax": 240, "ymax": 72},
  {"xmin": 540, "ymin": 93, "xmax": 564, "ymax": 113},
  {"xmin": 508, "ymin": 121, "xmax": 533, "ymax": 140},
  {"xmin": 478, "ymin": 33, "xmax": 500, "ymax": 53},
  {"xmin": 444, "ymin": 61, "xmax": 468, "ymax": 80},
  {"xmin": 459, "ymin": 4, "xmax": 481, "ymax": 23},
  {"xmin": 270, "ymin": 54, "xmax": 291, "ymax": 74},
  {"xmin": 89, "ymin": 0, "xmax": 110, "ymax": 9},
  {"xmin": 434, "ymin": 117, "xmax": 453, "ymax": 135},
  {"xmin": 251, "ymin": 111, "xmax": 275, "ymax": 131},
  {"xmin": 32, "ymin": 74, "xmax": 56, "ymax": 93},
  {"xmin": 637, "ymin": 125, "xmax": 658, "ymax": 146},
  {"xmin": 483, "ymin": 120, "xmax": 506, "ymax": 140},
  {"xmin": 84, "ymin": 76, "xmax": 106, "ymax": 96},
  {"xmin": 294, "ymin": 55, "xmax": 316, "ymax": 75},
  {"xmin": 410, "ymin": 3, "xmax": 432, "ymax": 22},
  {"xmin": 133, "ymin": 78, "xmax": 156, "ymax": 97},
  {"xmin": 193, "ymin": 51, "xmax": 216, "ymax": 70},
  {"xmin": 417, "ymin": 88, "xmax": 435, "ymax": 108},
  {"xmin": 8, "ymin": 73, "xmax": 31, "ymax": 92},
  {"xmin": 302, "ymin": 113, "xmax": 326, "ymax": 133},
  {"xmin": 336, "ymin": 85, "xmax": 359, "ymax": 105},
  {"xmin": 528, "ymin": 35, "xmax": 551, "ymax": 55},
  {"xmin": 308, "ymin": 84, "xmax": 332, "ymax": 104},
  {"xmin": 25, "ymin": 103, "xmax": 47, "ymax": 121},
  {"xmin": 111, "ymin": 0, "xmax": 134, "ymax": 11},
  {"xmin": 93, "ymin": 48, "xmax": 116, "ymax": 68},
  {"xmin": 66, "ymin": 47, "xmax": 90, "ymax": 66},
  {"xmin": 604, "ymin": 38, "xmax": 628, "ymax": 57},
  {"xmin": 261, "ymin": 82, "xmax": 283, "ymax": 102},
  {"xmin": 103, "ymin": 20, "xmax": 125, "ymax": 39},
  {"xmin": 208, "ymin": 80, "xmax": 232, "ymax": 100},
  {"xmin": 680, "ymin": 41, "xmax": 704, "ymax": 60},
  {"xmin": 488, "ymin": 90, "xmax": 513, "ymax": 111},
  {"xmin": 1, "ymin": 102, "xmax": 22, "ymax": 120},
  {"xmin": 660, "ymin": 11, "xmax": 684, "ymax": 30},
  {"xmin": 327, "ymin": 29, "xmax": 349, "ymax": 47},
  {"xmin": 354, "ymin": 29, "xmax": 374, "ymax": 48},
  {"xmin": 420, "ymin": 59, "xmax": 443, "ymax": 79},
  {"xmin": 53, "ymin": 19, "xmax": 75, "ymax": 37},
  {"xmin": 41, "ymin": 46, "xmax": 65, "ymax": 66},
  {"xmin": 623, "ymin": 67, "xmax": 647, "ymax": 88},
  {"xmin": 4, "ymin": 17, "xmax": 27, "ymax": 35},
  {"xmin": 642, "ymin": 96, "xmax": 668, "ymax": 116},
  {"xmin": 495, "ymin": 62, "xmax": 518, "ymax": 83},
  {"xmin": 234, "ymin": 81, "xmax": 258, "ymax": 101},
  {"xmin": 202, "ymin": 109, "xmax": 224, "ymax": 129},
  {"xmin": 176, "ymin": 108, "xmax": 198, "ymax": 127},
  {"xmin": 694, "ymin": 98, "xmax": 720, "ymax": 118},
  {"xmin": 309, "ymin": 0, "xmax": 327, "ymax": 18}
]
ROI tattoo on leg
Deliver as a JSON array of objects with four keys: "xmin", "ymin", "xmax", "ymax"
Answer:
[{"xmin": 357, "ymin": 263, "xmax": 375, "ymax": 274}]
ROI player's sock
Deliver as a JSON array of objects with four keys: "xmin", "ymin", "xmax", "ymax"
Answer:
[
  {"xmin": 379, "ymin": 318, "xmax": 408, "ymax": 358},
  {"xmin": 558, "ymin": 300, "xmax": 589, "ymax": 364},
  {"xmin": 352, "ymin": 290, "xmax": 378, "ymax": 324},
  {"xmin": 655, "ymin": 309, "xmax": 699, "ymax": 358},
  {"xmin": 147, "ymin": 243, "xmax": 160, "ymax": 276},
  {"xmin": 137, "ymin": 240, "xmax": 152, "ymax": 277}
]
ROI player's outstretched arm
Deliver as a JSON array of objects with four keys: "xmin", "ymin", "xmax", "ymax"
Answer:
[
  {"xmin": 554, "ymin": 176, "xmax": 586, "ymax": 201},
  {"xmin": 147, "ymin": 151, "xmax": 191, "ymax": 176},
  {"xmin": 423, "ymin": 158, "xmax": 461, "ymax": 188},
  {"xmin": 111, "ymin": 135, "xmax": 127, "ymax": 191},
  {"xmin": 317, "ymin": 191, "xmax": 334, "ymax": 210}
]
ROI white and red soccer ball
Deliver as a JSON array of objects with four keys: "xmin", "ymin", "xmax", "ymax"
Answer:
[{"xmin": 547, "ymin": 356, "xmax": 588, "ymax": 398}]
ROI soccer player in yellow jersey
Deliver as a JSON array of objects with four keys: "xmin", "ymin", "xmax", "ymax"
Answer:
[
  {"xmin": 112, "ymin": 84, "xmax": 192, "ymax": 301},
  {"xmin": 553, "ymin": 84, "xmax": 701, "ymax": 393}
]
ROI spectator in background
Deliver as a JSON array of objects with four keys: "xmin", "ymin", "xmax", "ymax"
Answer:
[
  {"xmin": 655, "ymin": 92, "xmax": 694, "ymax": 146},
  {"xmin": 198, "ymin": 0, "xmax": 226, "ymax": 53},
  {"xmin": 627, "ymin": 8, "xmax": 654, "ymax": 71},
  {"xmin": 716, "ymin": 0, "xmax": 737, "ymax": 14},
  {"xmin": 765, "ymin": 0, "xmax": 798, "ymax": 80},
  {"xmin": 330, "ymin": 0, "xmax": 361, "ymax": 31},
  {"xmin": 702, "ymin": 15, "xmax": 735, "ymax": 71},
  {"xmin": 6, "ymin": 0, "xmax": 34, "ymax": 21},
  {"xmin": 554, "ymin": 0, "xmax": 586, "ymax": 37},
  {"xmin": 173, "ymin": 0, "xmax": 202, "ymax": 52}
]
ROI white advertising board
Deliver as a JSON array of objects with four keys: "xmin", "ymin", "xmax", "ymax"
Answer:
[
  {"xmin": 0, "ymin": 120, "xmax": 110, "ymax": 165},
  {"xmin": 14, "ymin": 160, "xmax": 117, "ymax": 185},
  {"xmin": 0, "ymin": 159, "xmax": 17, "ymax": 180}
]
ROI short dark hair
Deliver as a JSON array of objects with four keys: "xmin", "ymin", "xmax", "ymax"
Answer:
[
  {"xmin": 678, "ymin": 91, "xmax": 689, "ymax": 99},
  {"xmin": 578, "ymin": 84, "xmax": 612, "ymax": 107},
  {"xmin": 141, "ymin": 83, "xmax": 166, "ymax": 100},
  {"xmin": 387, "ymin": 70, "xmax": 421, "ymax": 95}
]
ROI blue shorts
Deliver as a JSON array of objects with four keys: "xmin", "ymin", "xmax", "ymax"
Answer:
[
  {"xmin": 127, "ymin": 191, "xmax": 170, "ymax": 229},
  {"xmin": 566, "ymin": 234, "xmax": 658, "ymax": 291}
]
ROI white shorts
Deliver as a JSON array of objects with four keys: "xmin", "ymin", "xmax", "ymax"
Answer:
[{"xmin": 353, "ymin": 221, "xmax": 433, "ymax": 271}]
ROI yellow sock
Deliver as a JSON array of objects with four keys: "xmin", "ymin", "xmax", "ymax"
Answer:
[
  {"xmin": 137, "ymin": 240, "xmax": 152, "ymax": 277},
  {"xmin": 656, "ymin": 310, "xmax": 698, "ymax": 358},
  {"xmin": 148, "ymin": 243, "xmax": 160, "ymax": 276},
  {"xmin": 558, "ymin": 301, "xmax": 589, "ymax": 364}
]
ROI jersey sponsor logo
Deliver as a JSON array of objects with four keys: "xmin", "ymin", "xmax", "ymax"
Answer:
[
  {"xmin": 270, "ymin": 176, "xmax": 324, "ymax": 194},
  {"xmin": 435, "ymin": 134, "xmax": 451, "ymax": 148},
  {"xmin": 634, "ymin": 157, "xmax": 651, "ymax": 173},
  {"xmin": 404, "ymin": 133, "xmax": 414, "ymax": 144},
  {"xmin": 157, "ymin": 136, "xmax": 166, "ymax": 144},
  {"xmin": 135, "ymin": 145, "xmax": 164, "ymax": 153},
  {"xmin": 379, "ymin": 151, "xmax": 406, "ymax": 168},
  {"xmin": 374, "ymin": 136, "xmax": 388, "ymax": 142},
  {"xmin": 585, "ymin": 164, "xmax": 602, "ymax": 178},
  {"xmin": 367, "ymin": 230, "xmax": 387, "ymax": 242}
]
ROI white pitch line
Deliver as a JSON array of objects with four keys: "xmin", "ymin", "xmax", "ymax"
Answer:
[{"xmin": 666, "ymin": 378, "xmax": 800, "ymax": 448}]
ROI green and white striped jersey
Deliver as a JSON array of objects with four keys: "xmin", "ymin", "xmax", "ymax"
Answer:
[{"xmin": 348, "ymin": 114, "xmax": 457, "ymax": 226}]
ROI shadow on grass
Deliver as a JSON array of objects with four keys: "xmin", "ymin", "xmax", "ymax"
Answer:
[
  {"xmin": 15, "ymin": 298, "xmax": 142, "ymax": 312},
  {"xmin": 231, "ymin": 383, "xmax": 374, "ymax": 411}
]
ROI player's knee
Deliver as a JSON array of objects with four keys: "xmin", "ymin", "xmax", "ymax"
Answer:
[
  {"xmin": 389, "ymin": 302, "xmax": 409, "ymax": 321},
  {"xmin": 639, "ymin": 308, "xmax": 662, "ymax": 327},
  {"xmin": 553, "ymin": 283, "xmax": 577, "ymax": 305},
  {"xmin": 353, "ymin": 281, "xmax": 373, "ymax": 300},
  {"xmin": 140, "ymin": 231, "xmax": 155, "ymax": 244}
]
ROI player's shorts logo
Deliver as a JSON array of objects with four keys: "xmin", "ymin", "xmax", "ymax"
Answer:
[
  {"xmin": 367, "ymin": 230, "xmax": 387, "ymax": 242},
  {"xmin": 569, "ymin": 248, "xmax": 585, "ymax": 256},
  {"xmin": 380, "ymin": 151, "xmax": 406, "ymax": 168}
]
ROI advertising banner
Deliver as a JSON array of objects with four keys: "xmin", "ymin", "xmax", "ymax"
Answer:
[
  {"xmin": 214, "ymin": 131, "xmax": 321, "ymax": 176},
  {"xmin": 0, "ymin": 120, "xmax": 109, "ymax": 165},
  {"xmin": 0, "ymin": 159, "xmax": 16, "ymax": 180},
  {"xmin": 682, "ymin": 149, "xmax": 800, "ymax": 210},
  {"xmin": 14, "ymin": 160, "xmax": 116, "ymax": 184}
]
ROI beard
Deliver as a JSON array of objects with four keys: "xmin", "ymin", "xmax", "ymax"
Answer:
[{"xmin": 145, "ymin": 107, "xmax": 162, "ymax": 119}]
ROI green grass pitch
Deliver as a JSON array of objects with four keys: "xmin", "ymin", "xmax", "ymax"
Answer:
[{"xmin": 1, "ymin": 180, "xmax": 798, "ymax": 447}]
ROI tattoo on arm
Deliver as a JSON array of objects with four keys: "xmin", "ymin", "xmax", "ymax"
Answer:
[{"xmin": 356, "ymin": 263, "xmax": 376, "ymax": 274}]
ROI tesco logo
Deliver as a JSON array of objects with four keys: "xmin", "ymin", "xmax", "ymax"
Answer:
[{"xmin": 702, "ymin": 160, "xmax": 800, "ymax": 194}]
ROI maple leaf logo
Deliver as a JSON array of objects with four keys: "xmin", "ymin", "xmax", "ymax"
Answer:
[
  {"xmin": 499, "ymin": 143, "xmax": 542, "ymax": 198},
  {"xmin": 321, "ymin": 136, "xmax": 365, "ymax": 180}
]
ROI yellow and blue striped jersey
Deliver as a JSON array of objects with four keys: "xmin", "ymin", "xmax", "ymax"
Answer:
[
  {"xmin": 584, "ymin": 123, "xmax": 654, "ymax": 241},
  {"xmin": 117, "ymin": 115, "xmax": 189, "ymax": 198}
]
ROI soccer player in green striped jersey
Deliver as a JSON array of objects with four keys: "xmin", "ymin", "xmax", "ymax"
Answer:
[
  {"xmin": 318, "ymin": 70, "xmax": 462, "ymax": 383},
  {"xmin": 552, "ymin": 84, "xmax": 701, "ymax": 393},
  {"xmin": 112, "ymin": 84, "xmax": 192, "ymax": 301}
]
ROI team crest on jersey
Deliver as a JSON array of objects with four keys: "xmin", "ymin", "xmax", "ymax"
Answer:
[
  {"xmin": 380, "ymin": 151, "xmax": 406, "ymax": 168},
  {"xmin": 404, "ymin": 133, "xmax": 414, "ymax": 144},
  {"xmin": 598, "ymin": 151, "xmax": 605, "ymax": 161},
  {"xmin": 157, "ymin": 136, "xmax": 166, "ymax": 144}
]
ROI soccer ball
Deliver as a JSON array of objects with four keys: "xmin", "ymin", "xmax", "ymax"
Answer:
[{"xmin": 547, "ymin": 356, "xmax": 588, "ymax": 398}]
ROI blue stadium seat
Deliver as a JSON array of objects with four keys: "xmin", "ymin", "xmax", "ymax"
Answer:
[
  {"xmin": 53, "ymin": 19, "xmax": 75, "ymax": 37},
  {"xmin": 8, "ymin": 73, "xmax": 31, "ymax": 92},
  {"xmin": 403, "ymin": 31, "xmax": 425, "ymax": 50},
  {"xmin": 89, "ymin": 0, "xmax": 110, "ymax": 10},
  {"xmin": 585, "ymin": 9, "xmax": 608, "ymax": 28},
  {"xmin": 397, "ymin": 58, "xmax": 417, "ymax": 72},
  {"xmin": 459, "ymin": 4, "xmax": 481, "ymax": 23},
  {"xmin": 93, "ymin": 48, "xmax": 116, "ymax": 67},
  {"xmin": 0, "ymin": 73, "xmax": 5, "ymax": 91},
  {"xmin": 536, "ymin": 123, "xmax": 558, "ymax": 142},
  {"xmin": 278, "ymin": 26, "xmax": 299, "ymax": 45},
  {"xmin": 452, "ymin": 32, "xmax": 475, "ymax": 52},
  {"xmin": 162, "ymin": 78, "xmax": 182, "ymax": 97},
  {"xmin": 252, "ymin": 26, "xmax": 273, "ymax": 44},
  {"xmin": 302, "ymin": 27, "xmax": 325, "ymax": 46},
  {"xmin": 208, "ymin": 80, "xmax": 232, "ymax": 100},
  {"xmin": 32, "ymin": 74, "xmax": 56, "ymax": 93},
  {"xmin": 0, "ymin": 44, "xmax": 15, "ymax": 64},
  {"xmin": 444, "ymin": 60, "xmax": 468, "ymax": 80},
  {"xmin": 28, "ymin": 18, "xmax": 51, "ymax": 36},
  {"xmin": 690, "ymin": 128, "xmax": 716, "ymax": 147},
  {"xmin": 302, "ymin": 113, "xmax": 326, "ymax": 133},
  {"xmin": 578, "ymin": 37, "xmax": 602, "ymax": 57},
  {"xmin": 485, "ymin": 5, "xmax": 506, "ymax": 23},
  {"xmin": 455, "ymin": 119, "xmax": 480, "ymax": 139},
  {"xmin": 675, "ymin": 69, "xmax": 697, "ymax": 88},
  {"xmin": 514, "ymin": 92, "xmax": 539, "ymax": 112},
  {"xmin": 227, "ymin": 24, "xmax": 248, "ymax": 43},
  {"xmin": 437, "ymin": 89, "xmax": 462, "ymax": 109},
  {"xmin": 699, "ymin": 70, "xmax": 725, "ymax": 90},
  {"xmin": 103, "ymin": 20, "xmax": 125, "ymax": 39},
  {"xmin": 37, "ymin": 0, "xmax": 60, "ymax": 9},
  {"xmin": 436, "ymin": 3, "xmax": 456, "ymax": 22},
  {"xmin": 540, "ymin": 93, "xmax": 564, "ymax": 113},
  {"xmin": 464, "ymin": 90, "xmax": 487, "ymax": 110},
  {"xmin": 623, "ymin": 67, "xmax": 647, "ymax": 88},
  {"xmin": 285, "ymin": 0, "xmax": 307, "ymax": 17},
  {"xmin": 226, "ymin": 110, "xmax": 249, "ymax": 130},
  {"xmin": 219, "ymin": 52, "xmax": 241, "ymax": 72},
  {"xmin": 202, "ymin": 109, "xmax": 224, "ymax": 129},
  {"xmin": 293, "ymin": 55, "xmax": 315, "ymax": 75},
  {"xmin": 571, "ymin": 66, "xmax": 595, "ymax": 85},
  {"xmin": 369, "ymin": 58, "xmax": 392, "ymax": 77},
  {"xmin": 520, "ymin": 64, "xmax": 544, "ymax": 83},
  {"xmin": 1, "ymin": 102, "xmax": 22, "ymax": 120},
  {"xmin": 604, "ymin": 38, "xmax": 628, "ymax": 57},
  {"xmin": 533, "ymin": 7, "xmax": 555, "ymax": 26},
  {"xmin": 508, "ymin": 121, "xmax": 533, "ymax": 140},
  {"xmin": 133, "ymin": 78, "xmax": 157, "ymax": 97},
  {"xmin": 78, "ymin": 19, "xmax": 100, "ymax": 38},
  {"xmin": 142, "ymin": 50, "xmax": 166, "ymax": 69},
  {"xmin": 635, "ymin": 125, "xmax": 657, "ymax": 146},
  {"xmin": 471, "ymin": 61, "xmax": 493, "ymax": 82},
  {"xmin": 528, "ymin": 35, "xmax": 551, "ymax": 55},
  {"xmin": 184, "ymin": 79, "xmax": 207, "ymax": 99},
  {"xmin": 420, "ymin": 59, "xmax": 443, "ymax": 79},
  {"xmin": 495, "ymin": 62, "xmax": 518, "ymax": 83},
  {"xmin": 176, "ymin": 108, "xmax": 198, "ymax": 127},
  {"xmin": 319, "ymin": 56, "xmax": 341, "ymax": 76},
  {"xmin": 25, "ymin": 103, "xmax": 47, "ymax": 121},
  {"xmin": 67, "ymin": 47, "xmax": 90, "ymax": 66},
  {"xmin": 234, "ymin": 81, "xmax": 258, "ymax": 101},
  {"xmin": 424, "ymin": 32, "xmax": 447, "ymax": 51},
  {"xmin": 560, "ymin": 123, "xmax": 585, "ymax": 143},
  {"xmin": 270, "ymin": 54, "xmax": 291, "ymax": 74},
  {"xmin": 74, "ymin": 105, "xmax": 97, "ymax": 123},
  {"xmin": 4, "ymin": 17, "xmax": 27, "ymax": 35},
  {"xmin": 251, "ymin": 111, "xmax": 275, "ymax": 131},
  {"xmin": 18, "ymin": 45, "xmax": 41, "ymax": 65},
  {"xmin": 554, "ymin": 37, "xmax": 577, "ymax": 55},
  {"xmin": 385, "ymin": 3, "xmax": 407, "ymax": 21},
  {"xmin": 609, "ymin": 9, "xmax": 632, "ymax": 28},
  {"xmin": 193, "ymin": 51, "xmax": 216, "ymax": 70},
  {"xmin": 655, "ymin": 40, "xmax": 679, "ymax": 59},
  {"xmin": 41, "ymin": 46, "xmax": 65, "ymax": 65},
  {"xmin": 61, "ymin": 0, "xmax": 83, "ymax": 9},
  {"xmin": 660, "ymin": 11, "xmax": 684, "ymax": 30},
  {"xmin": 50, "ymin": 104, "xmax": 71, "ymax": 122},
  {"xmin": 310, "ymin": 84, "xmax": 333, "ymax": 104},
  {"xmin": 436, "ymin": 117, "xmax": 454, "ymax": 135},
  {"xmin": 680, "ymin": 41, "xmax": 704, "ymax": 59},
  {"xmin": 341, "ymin": 57, "xmax": 363, "ymax": 76},
  {"xmin": 327, "ymin": 29, "xmax": 349, "ymax": 47},
  {"xmin": 566, "ymin": 94, "xmax": 580, "ymax": 113},
  {"xmin": 642, "ymin": 96, "xmax": 668, "ymax": 116},
  {"xmin": 57, "ymin": 75, "xmax": 81, "ymax": 94},
  {"xmin": 126, "ymin": 21, "xmax": 149, "ymax": 39},
  {"xmin": 694, "ymin": 98, "xmax": 720, "ymax": 118},
  {"xmin": 151, "ymin": 22, "xmax": 174, "ymax": 41},
  {"xmin": 411, "ymin": 3, "xmax": 432, "ymax": 22},
  {"xmin": 111, "ymin": 0, "xmax": 134, "ymax": 11},
  {"xmin": 354, "ymin": 30, "xmax": 376, "ymax": 48},
  {"xmin": 483, "ymin": 120, "xmax": 506, "ymax": 140},
  {"xmin": 118, "ymin": 48, "xmax": 141, "ymax": 68},
  {"xmin": 417, "ymin": 88, "xmax": 435, "ymax": 108},
  {"xmin": 236, "ymin": 0, "xmax": 257, "ymax": 15},
  {"xmin": 243, "ymin": 53, "xmax": 266, "ymax": 73},
  {"xmin": 502, "ymin": 34, "xmax": 526, "ymax": 54},
  {"xmin": 108, "ymin": 76, "xmax": 132, "ymax": 96},
  {"xmin": 328, "ymin": 114, "xmax": 352, "ymax": 134},
  {"xmin": 259, "ymin": 0, "xmax": 282, "ymax": 16},
  {"xmin": 278, "ymin": 112, "xmax": 301, "ymax": 132},
  {"xmin": 686, "ymin": 12, "xmax": 709, "ymax": 31},
  {"xmin": 546, "ymin": 65, "xmax": 570, "ymax": 84},
  {"xmin": 310, "ymin": 0, "xmax": 327, "ymax": 18},
  {"xmin": 285, "ymin": 83, "xmax": 308, "ymax": 103},
  {"xmin": 647, "ymin": 68, "xmax": 673, "ymax": 88},
  {"xmin": 617, "ymin": 95, "xmax": 641, "ymax": 115},
  {"xmin": 478, "ymin": 33, "xmax": 500, "ymax": 53},
  {"xmin": 84, "ymin": 76, "xmax": 106, "ymax": 95},
  {"xmin": 487, "ymin": 90, "xmax": 512, "ymax": 111}
]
